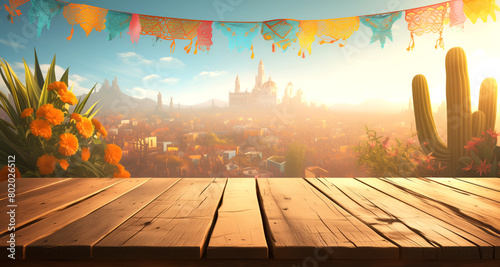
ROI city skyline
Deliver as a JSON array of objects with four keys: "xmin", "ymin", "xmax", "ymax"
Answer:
[{"xmin": 0, "ymin": 0, "xmax": 499, "ymax": 108}]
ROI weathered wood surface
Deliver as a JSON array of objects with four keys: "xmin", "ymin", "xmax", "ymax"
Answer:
[
  {"xmin": 0, "ymin": 178, "xmax": 122, "ymax": 235},
  {"xmin": 25, "ymin": 178, "xmax": 180, "ymax": 259},
  {"xmin": 0, "ymin": 178, "xmax": 149, "ymax": 259},
  {"xmin": 360, "ymin": 178, "xmax": 500, "ymax": 259},
  {"xmin": 257, "ymin": 178, "xmax": 398, "ymax": 260},
  {"xmin": 0, "ymin": 177, "xmax": 498, "ymax": 264},
  {"xmin": 207, "ymin": 178, "xmax": 268, "ymax": 259},
  {"xmin": 426, "ymin": 178, "xmax": 500, "ymax": 203},
  {"xmin": 0, "ymin": 178, "xmax": 70, "ymax": 200},
  {"xmin": 93, "ymin": 178, "xmax": 227, "ymax": 260},
  {"xmin": 456, "ymin": 178, "xmax": 500, "ymax": 191},
  {"xmin": 306, "ymin": 177, "xmax": 437, "ymax": 259}
]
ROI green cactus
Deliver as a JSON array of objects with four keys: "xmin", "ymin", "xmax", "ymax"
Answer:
[
  {"xmin": 472, "ymin": 111, "xmax": 486, "ymax": 138},
  {"xmin": 412, "ymin": 47, "xmax": 498, "ymax": 174}
]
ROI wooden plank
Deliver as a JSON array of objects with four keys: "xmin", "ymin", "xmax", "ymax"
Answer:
[
  {"xmin": 384, "ymin": 178, "xmax": 500, "ymax": 230},
  {"xmin": 25, "ymin": 178, "xmax": 180, "ymax": 260},
  {"xmin": 0, "ymin": 178, "xmax": 150, "ymax": 259},
  {"xmin": 457, "ymin": 178, "xmax": 500, "ymax": 192},
  {"xmin": 306, "ymin": 177, "xmax": 437, "ymax": 259},
  {"xmin": 0, "ymin": 178, "xmax": 71, "ymax": 200},
  {"xmin": 0, "ymin": 178, "xmax": 123, "ymax": 235},
  {"xmin": 257, "ymin": 178, "xmax": 398, "ymax": 260},
  {"xmin": 207, "ymin": 178, "xmax": 268, "ymax": 259},
  {"xmin": 360, "ymin": 178, "xmax": 500, "ymax": 259},
  {"xmin": 426, "ymin": 178, "xmax": 500, "ymax": 203},
  {"xmin": 336, "ymin": 178, "xmax": 486, "ymax": 259},
  {"xmin": 93, "ymin": 178, "xmax": 227, "ymax": 260}
]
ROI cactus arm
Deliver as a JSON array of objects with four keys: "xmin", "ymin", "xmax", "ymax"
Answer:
[
  {"xmin": 478, "ymin": 77, "xmax": 498, "ymax": 132},
  {"xmin": 445, "ymin": 47, "xmax": 472, "ymax": 172},
  {"xmin": 472, "ymin": 110, "xmax": 486, "ymax": 137},
  {"xmin": 412, "ymin": 74, "xmax": 450, "ymax": 161}
]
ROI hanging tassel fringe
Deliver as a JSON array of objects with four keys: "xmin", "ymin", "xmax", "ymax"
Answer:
[
  {"xmin": 67, "ymin": 26, "xmax": 74, "ymax": 41},
  {"xmin": 184, "ymin": 39, "xmax": 193, "ymax": 54},
  {"xmin": 272, "ymin": 43, "xmax": 275, "ymax": 53},
  {"xmin": 170, "ymin": 40, "xmax": 176, "ymax": 53},
  {"xmin": 251, "ymin": 44, "xmax": 254, "ymax": 59},
  {"xmin": 407, "ymin": 33, "xmax": 415, "ymax": 51},
  {"xmin": 194, "ymin": 40, "xmax": 198, "ymax": 55},
  {"xmin": 435, "ymin": 31, "xmax": 444, "ymax": 49}
]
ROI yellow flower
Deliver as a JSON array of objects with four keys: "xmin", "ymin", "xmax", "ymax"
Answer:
[
  {"xmin": 104, "ymin": 144, "xmax": 122, "ymax": 165},
  {"xmin": 81, "ymin": 147, "xmax": 90, "ymax": 161},
  {"xmin": 0, "ymin": 166, "xmax": 21, "ymax": 182},
  {"xmin": 36, "ymin": 104, "xmax": 64, "ymax": 125},
  {"xmin": 30, "ymin": 119, "xmax": 52, "ymax": 140},
  {"xmin": 58, "ymin": 88, "xmax": 78, "ymax": 105},
  {"xmin": 58, "ymin": 133, "xmax": 79, "ymax": 156},
  {"xmin": 113, "ymin": 164, "xmax": 130, "ymax": 178},
  {"xmin": 21, "ymin": 108, "xmax": 33, "ymax": 119},
  {"xmin": 70, "ymin": 113, "xmax": 83, "ymax": 123},
  {"xmin": 47, "ymin": 81, "xmax": 67, "ymax": 91},
  {"xmin": 37, "ymin": 154, "xmax": 58, "ymax": 175},
  {"xmin": 76, "ymin": 117, "xmax": 94, "ymax": 138},
  {"xmin": 59, "ymin": 159, "xmax": 69, "ymax": 170}
]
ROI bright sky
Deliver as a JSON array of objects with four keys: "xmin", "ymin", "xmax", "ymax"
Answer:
[{"xmin": 0, "ymin": 0, "xmax": 499, "ymax": 107}]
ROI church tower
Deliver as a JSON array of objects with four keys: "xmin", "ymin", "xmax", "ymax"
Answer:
[
  {"xmin": 235, "ymin": 75, "xmax": 241, "ymax": 93},
  {"xmin": 253, "ymin": 60, "xmax": 266, "ymax": 93},
  {"xmin": 170, "ymin": 97, "xmax": 173, "ymax": 111},
  {"xmin": 156, "ymin": 92, "xmax": 163, "ymax": 113}
]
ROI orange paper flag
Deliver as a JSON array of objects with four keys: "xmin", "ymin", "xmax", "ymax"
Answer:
[{"xmin": 63, "ymin": 3, "xmax": 107, "ymax": 40}]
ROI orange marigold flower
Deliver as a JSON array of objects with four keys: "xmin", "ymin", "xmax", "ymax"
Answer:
[
  {"xmin": 104, "ymin": 144, "xmax": 122, "ymax": 165},
  {"xmin": 36, "ymin": 104, "xmax": 64, "ymax": 125},
  {"xmin": 37, "ymin": 154, "xmax": 58, "ymax": 175},
  {"xmin": 58, "ymin": 133, "xmax": 79, "ymax": 156},
  {"xmin": 98, "ymin": 127, "xmax": 108, "ymax": 137},
  {"xmin": 76, "ymin": 117, "xmax": 94, "ymax": 138},
  {"xmin": 0, "ymin": 166, "xmax": 21, "ymax": 182},
  {"xmin": 59, "ymin": 159, "xmax": 69, "ymax": 170},
  {"xmin": 21, "ymin": 108, "xmax": 33, "ymax": 119},
  {"xmin": 81, "ymin": 147, "xmax": 90, "ymax": 161},
  {"xmin": 58, "ymin": 88, "xmax": 78, "ymax": 105},
  {"xmin": 30, "ymin": 119, "xmax": 52, "ymax": 140},
  {"xmin": 113, "ymin": 164, "xmax": 130, "ymax": 178},
  {"xmin": 70, "ymin": 113, "xmax": 83, "ymax": 123},
  {"xmin": 91, "ymin": 119, "xmax": 102, "ymax": 131},
  {"xmin": 47, "ymin": 81, "xmax": 67, "ymax": 91}
]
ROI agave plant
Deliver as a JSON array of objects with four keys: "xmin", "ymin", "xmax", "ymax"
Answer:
[{"xmin": 0, "ymin": 50, "xmax": 129, "ymax": 178}]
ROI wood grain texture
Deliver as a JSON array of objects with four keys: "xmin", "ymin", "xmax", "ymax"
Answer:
[
  {"xmin": 0, "ymin": 178, "xmax": 70, "ymax": 200},
  {"xmin": 93, "ymin": 178, "xmax": 227, "ymax": 260},
  {"xmin": 456, "ymin": 178, "xmax": 500, "ymax": 191},
  {"xmin": 257, "ymin": 178, "xmax": 398, "ymax": 260},
  {"xmin": 0, "ymin": 178, "xmax": 149, "ymax": 259},
  {"xmin": 306, "ymin": 177, "xmax": 437, "ymax": 259},
  {"xmin": 207, "ymin": 178, "xmax": 268, "ymax": 259},
  {"xmin": 25, "ymin": 178, "xmax": 179, "ymax": 260},
  {"xmin": 426, "ymin": 178, "xmax": 500, "ymax": 203},
  {"xmin": 360, "ymin": 178, "xmax": 500, "ymax": 259},
  {"xmin": 0, "ymin": 178, "xmax": 122, "ymax": 235}
]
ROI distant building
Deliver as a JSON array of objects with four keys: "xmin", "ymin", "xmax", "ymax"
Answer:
[
  {"xmin": 183, "ymin": 132, "xmax": 206, "ymax": 143},
  {"xmin": 223, "ymin": 150, "xmax": 236, "ymax": 161},
  {"xmin": 156, "ymin": 92, "xmax": 163, "ymax": 113},
  {"xmin": 229, "ymin": 60, "xmax": 278, "ymax": 108},
  {"xmin": 267, "ymin": 156, "xmax": 286, "ymax": 176},
  {"xmin": 170, "ymin": 97, "xmax": 173, "ymax": 111}
]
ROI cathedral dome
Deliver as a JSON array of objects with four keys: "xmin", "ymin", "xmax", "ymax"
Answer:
[{"xmin": 262, "ymin": 77, "xmax": 278, "ymax": 95}]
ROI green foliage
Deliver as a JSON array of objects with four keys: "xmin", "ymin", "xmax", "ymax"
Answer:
[
  {"xmin": 457, "ymin": 130, "xmax": 500, "ymax": 177},
  {"xmin": 284, "ymin": 142, "xmax": 306, "ymax": 177},
  {"xmin": 354, "ymin": 126, "xmax": 446, "ymax": 177},
  {"xmin": 0, "ymin": 51, "xmax": 124, "ymax": 177}
]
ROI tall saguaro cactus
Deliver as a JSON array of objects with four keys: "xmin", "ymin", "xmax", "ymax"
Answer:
[{"xmin": 412, "ymin": 47, "xmax": 498, "ymax": 174}]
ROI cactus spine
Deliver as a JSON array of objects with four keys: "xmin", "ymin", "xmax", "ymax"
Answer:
[{"xmin": 412, "ymin": 47, "xmax": 498, "ymax": 174}]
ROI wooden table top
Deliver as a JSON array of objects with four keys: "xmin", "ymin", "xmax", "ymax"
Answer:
[{"xmin": 1, "ymin": 177, "xmax": 500, "ymax": 266}]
